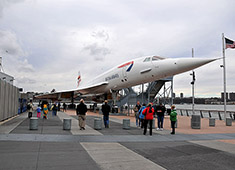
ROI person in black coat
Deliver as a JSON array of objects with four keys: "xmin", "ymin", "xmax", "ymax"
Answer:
[
  {"xmin": 102, "ymin": 100, "xmax": 111, "ymax": 128},
  {"xmin": 63, "ymin": 103, "xmax": 67, "ymax": 112},
  {"xmin": 58, "ymin": 103, "xmax": 61, "ymax": 111},
  {"xmin": 51, "ymin": 103, "xmax": 58, "ymax": 116},
  {"xmin": 155, "ymin": 103, "xmax": 166, "ymax": 130},
  {"xmin": 76, "ymin": 99, "xmax": 87, "ymax": 130}
]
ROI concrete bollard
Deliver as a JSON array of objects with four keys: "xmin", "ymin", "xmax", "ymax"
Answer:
[
  {"xmin": 191, "ymin": 115, "xmax": 201, "ymax": 129},
  {"xmin": 209, "ymin": 118, "xmax": 215, "ymax": 127},
  {"xmin": 226, "ymin": 118, "xmax": 232, "ymax": 126},
  {"xmin": 123, "ymin": 119, "xmax": 130, "ymax": 130},
  {"xmin": 63, "ymin": 118, "xmax": 71, "ymax": 130},
  {"xmin": 29, "ymin": 117, "xmax": 38, "ymax": 130},
  {"xmin": 94, "ymin": 118, "xmax": 102, "ymax": 130}
]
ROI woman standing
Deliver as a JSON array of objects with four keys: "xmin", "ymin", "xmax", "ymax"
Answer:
[
  {"xmin": 133, "ymin": 101, "xmax": 141, "ymax": 127},
  {"xmin": 170, "ymin": 105, "xmax": 177, "ymax": 135},
  {"xmin": 142, "ymin": 103, "xmax": 154, "ymax": 136}
]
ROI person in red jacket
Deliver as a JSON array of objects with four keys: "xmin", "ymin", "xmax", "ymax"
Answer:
[{"xmin": 142, "ymin": 103, "xmax": 154, "ymax": 136}]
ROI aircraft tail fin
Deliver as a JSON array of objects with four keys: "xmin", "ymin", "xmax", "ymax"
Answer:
[{"xmin": 77, "ymin": 71, "xmax": 81, "ymax": 87}]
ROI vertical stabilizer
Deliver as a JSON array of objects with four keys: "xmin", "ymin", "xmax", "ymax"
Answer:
[{"xmin": 77, "ymin": 71, "xmax": 81, "ymax": 87}]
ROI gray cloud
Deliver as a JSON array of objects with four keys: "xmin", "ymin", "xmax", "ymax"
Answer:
[
  {"xmin": 16, "ymin": 76, "xmax": 36, "ymax": 84},
  {"xmin": 0, "ymin": 0, "xmax": 235, "ymax": 96},
  {"xmin": 83, "ymin": 43, "xmax": 111, "ymax": 57},
  {"xmin": 0, "ymin": 30, "xmax": 26, "ymax": 57},
  {"xmin": 0, "ymin": 30, "xmax": 36, "ymax": 90},
  {"xmin": 92, "ymin": 30, "xmax": 109, "ymax": 41},
  {"xmin": 0, "ymin": 0, "xmax": 25, "ymax": 17}
]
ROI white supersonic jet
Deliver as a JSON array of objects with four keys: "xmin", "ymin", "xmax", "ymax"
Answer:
[{"xmin": 36, "ymin": 55, "xmax": 217, "ymax": 100}]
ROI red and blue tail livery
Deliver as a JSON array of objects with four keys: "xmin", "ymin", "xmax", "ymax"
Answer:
[{"xmin": 118, "ymin": 61, "xmax": 134, "ymax": 72}]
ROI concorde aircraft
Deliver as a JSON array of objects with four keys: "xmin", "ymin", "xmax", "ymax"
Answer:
[{"xmin": 35, "ymin": 55, "xmax": 217, "ymax": 100}]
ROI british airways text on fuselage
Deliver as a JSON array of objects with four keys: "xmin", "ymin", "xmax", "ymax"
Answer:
[{"xmin": 105, "ymin": 73, "xmax": 119, "ymax": 81}]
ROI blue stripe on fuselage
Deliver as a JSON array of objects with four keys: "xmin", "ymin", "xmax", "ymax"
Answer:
[{"xmin": 126, "ymin": 63, "xmax": 133, "ymax": 72}]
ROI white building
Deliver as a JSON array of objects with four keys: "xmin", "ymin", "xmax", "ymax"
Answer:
[
  {"xmin": 0, "ymin": 56, "xmax": 14, "ymax": 84},
  {"xmin": 0, "ymin": 72, "xmax": 14, "ymax": 85}
]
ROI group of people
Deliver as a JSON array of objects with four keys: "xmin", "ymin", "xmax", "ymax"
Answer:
[
  {"xmin": 27, "ymin": 101, "xmax": 66, "ymax": 120},
  {"xmin": 75, "ymin": 99, "xmax": 177, "ymax": 136},
  {"xmin": 28, "ymin": 98, "xmax": 177, "ymax": 135},
  {"xmin": 134, "ymin": 101, "xmax": 177, "ymax": 135}
]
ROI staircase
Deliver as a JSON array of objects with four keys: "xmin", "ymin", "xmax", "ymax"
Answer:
[
  {"xmin": 146, "ymin": 80, "xmax": 165, "ymax": 101},
  {"xmin": 117, "ymin": 77, "xmax": 173, "ymax": 107},
  {"xmin": 116, "ymin": 88, "xmax": 137, "ymax": 107}
]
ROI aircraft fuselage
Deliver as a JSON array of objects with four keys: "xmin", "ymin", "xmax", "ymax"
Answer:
[{"xmin": 81, "ymin": 56, "xmax": 216, "ymax": 94}]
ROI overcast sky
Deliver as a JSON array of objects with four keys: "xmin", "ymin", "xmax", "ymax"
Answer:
[{"xmin": 0, "ymin": 0, "xmax": 235, "ymax": 97}]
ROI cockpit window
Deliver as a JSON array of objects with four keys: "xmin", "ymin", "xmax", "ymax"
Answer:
[
  {"xmin": 143, "ymin": 57, "xmax": 151, "ymax": 62},
  {"xmin": 152, "ymin": 56, "xmax": 165, "ymax": 61}
]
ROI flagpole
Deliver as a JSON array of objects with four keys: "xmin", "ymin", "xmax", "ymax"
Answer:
[
  {"xmin": 191, "ymin": 48, "xmax": 195, "ymax": 115},
  {"xmin": 222, "ymin": 33, "xmax": 227, "ymax": 121}
]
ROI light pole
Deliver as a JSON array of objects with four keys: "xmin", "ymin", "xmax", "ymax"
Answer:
[{"xmin": 190, "ymin": 48, "xmax": 196, "ymax": 115}]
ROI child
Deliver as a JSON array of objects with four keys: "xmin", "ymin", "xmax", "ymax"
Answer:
[
  {"xmin": 170, "ymin": 105, "xmax": 177, "ymax": 135},
  {"xmin": 43, "ymin": 104, "xmax": 48, "ymax": 119},
  {"xmin": 36, "ymin": 105, "xmax": 41, "ymax": 118}
]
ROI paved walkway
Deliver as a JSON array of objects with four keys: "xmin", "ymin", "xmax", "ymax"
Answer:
[{"xmin": 0, "ymin": 110, "xmax": 235, "ymax": 170}]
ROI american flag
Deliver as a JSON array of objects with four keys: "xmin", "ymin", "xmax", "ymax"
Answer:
[{"xmin": 225, "ymin": 37, "xmax": 235, "ymax": 49}]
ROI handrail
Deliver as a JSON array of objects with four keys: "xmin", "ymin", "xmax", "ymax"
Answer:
[{"xmin": 176, "ymin": 108, "xmax": 235, "ymax": 120}]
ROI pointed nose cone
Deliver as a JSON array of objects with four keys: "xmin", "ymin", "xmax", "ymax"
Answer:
[{"xmin": 175, "ymin": 58, "xmax": 217, "ymax": 73}]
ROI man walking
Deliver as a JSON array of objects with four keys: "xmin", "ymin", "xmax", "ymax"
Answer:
[
  {"xmin": 63, "ymin": 103, "xmax": 67, "ymax": 112},
  {"xmin": 76, "ymin": 99, "xmax": 87, "ymax": 130},
  {"xmin": 27, "ymin": 100, "xmax": 33, "ymax": 118},
  {"xmin": 102, "ymin": 100, "xmax": 111, "ymax": 128},
  {"xmin": 51, "ymin": 102, "xmax": 58, "ymax": 116}
]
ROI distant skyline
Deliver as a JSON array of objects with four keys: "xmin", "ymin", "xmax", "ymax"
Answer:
[
  {"xmin": 0, "ymin": 0, "xmax": 235, "ymax": 97},
  {"xmin": 174, "ymin": 91, "xmax": 235, "ymax": 98}
]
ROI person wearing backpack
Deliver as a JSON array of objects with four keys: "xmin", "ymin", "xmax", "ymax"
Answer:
[
  {"xmin": 27, "ymin": 100, "xmax": 33, "ymax": 118},
  {"xmin": 142, "ymin": 103, "xmax": 154, "ymax": 136},
  {"xmin": 51, "ymin": 102, "xmax": 58, "ymax": 116},
  {"xmin": 138, "ymin": 103, "xmax": 146, "ymax": 128},
  {"xmin": 36, "ymin": 105, "xmax": 41, "ymax": 118}
]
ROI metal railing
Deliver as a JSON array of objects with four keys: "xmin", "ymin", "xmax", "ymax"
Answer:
[{"xmin": 176, "ymin": 109, "xmax": 235, "ymax": 120}]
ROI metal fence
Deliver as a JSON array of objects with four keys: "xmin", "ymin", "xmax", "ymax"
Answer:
[
  {"xmin": 0, "ymin": 79, "xmax": 19, "ymax": 121},
  {"xmin": 176, "ymin": 109, "xmax": 235, "ymax": 120}
]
